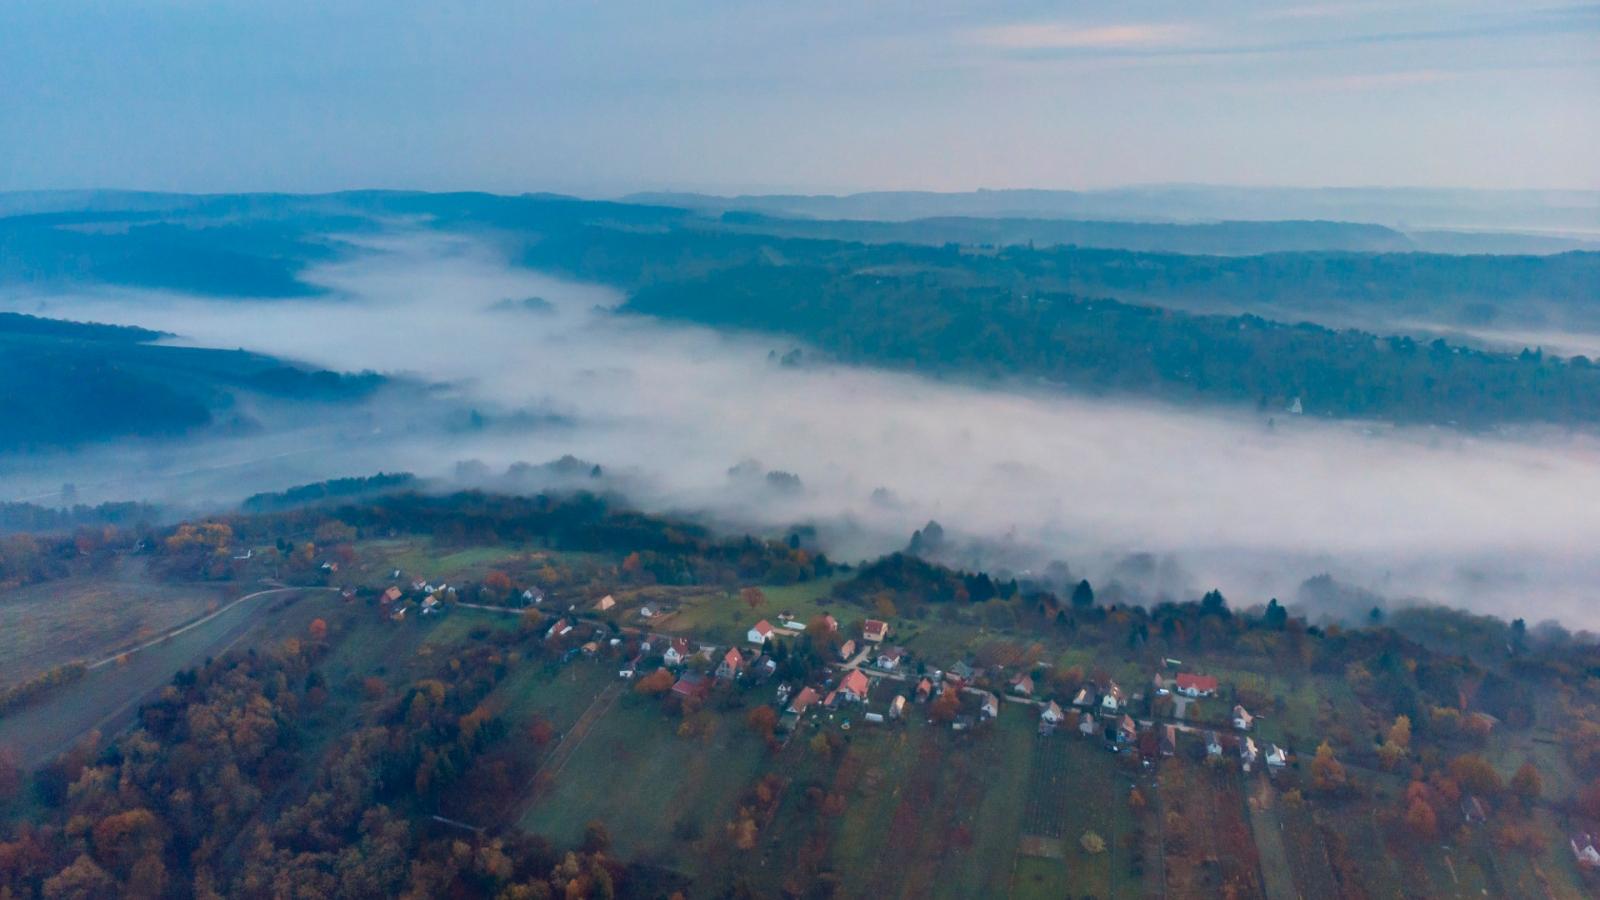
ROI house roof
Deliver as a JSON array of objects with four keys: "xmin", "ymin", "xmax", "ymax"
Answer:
[
  {"xmin": 1011, "ymin": 673, "xmax": 1034, "ymax": 692},
  {"xmin": 842, "ymin": 670, "xmax": 870, "ymax": 696},
  {"xmin": 1042, "ymin": 700, "xmax": 1064, "ymax": 720},
  {"xmin": 722, "ymin": 648, "xmax": 743, "ymax": 669},
  {"xmin": 1176, "ymin": 673, "xmax": 1219, "ymax": 692},
  {"xmin": 877, "ymin": 646, "xmax": 903, "ymax": 661},
  {"xmin": 790, "ymin": 687, "xmax": 820, "ymax": 712},
  {"xmin": 863, "ymin": 619, "xmax": 889, "ymax": 638},
  {"xmin": 752, "ymin": 619, "xmax": 774, "ymax": 636}
]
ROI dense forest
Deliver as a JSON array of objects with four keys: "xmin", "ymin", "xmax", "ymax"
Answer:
[
  {"xmin": 0, "ymin": 312, "xmax": 387, "ymax": 450},
  {"xmin": 627, "ymin": 264, "xmax": 1600, "ymax": 427}
]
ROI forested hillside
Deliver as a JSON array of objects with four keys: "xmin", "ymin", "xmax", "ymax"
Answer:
[
  {"xmin": 628, "ymin": 264, "xmax": 1600, "ymax": 427},
  {"xmin": 0, "ymin": 313, "xmax": 385, "ymax": 450}
]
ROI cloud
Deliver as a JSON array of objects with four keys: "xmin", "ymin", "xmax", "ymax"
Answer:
[
  {"xmin": 9, "ymin": 229, "xmax": 1600, "ymax": 628},
  {"xmin": 968, "ymin": 22, "xmax": 1200, "ymax": 52}
]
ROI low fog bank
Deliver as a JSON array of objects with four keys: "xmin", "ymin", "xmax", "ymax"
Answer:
[{"xmin": 6, "ymin": 231, "xmax": 1600, "ymax": 628}]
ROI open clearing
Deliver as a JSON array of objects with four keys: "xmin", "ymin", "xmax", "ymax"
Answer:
[{"xmin": 0, "ymin": 558, "xmax": 228, "ymax": 683}]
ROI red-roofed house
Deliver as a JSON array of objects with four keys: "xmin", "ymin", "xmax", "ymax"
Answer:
[
  {"xmin": 664, "ymin": 637, "xmax": 692, "ymax": 667},
  {"xmin": 747, "ymin": 619, "xmax": 774, "ymax": 645},
  {"xmin": 862, "ymin": 619, "xmax": 889, "ymax": 643},
  {"xmin": 840, "ymin": 670, "xmax": 871, "ymax": 702},
  {"xmin": 716, "ymin": 648, "xmax": 745, "ymax": 680},
  {"xmin": 789, "ymin": 686, "xmax": 821, "ymax": 715},
  {"xmin": 1176, "ymin": 673, "xmax": 1219, "ymax": 697}
]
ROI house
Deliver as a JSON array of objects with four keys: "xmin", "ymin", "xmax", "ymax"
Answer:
[
  {"xmin": 1176, "ymin": 674, "xmax": 1219, "ymax": 697},
  {"xmin": 1119, "ymin": 715, "xmax": 1138, "ymax": 743},
  {"xmin": 594, "ymin": 595, "xmax": 616, "ymax": 612},
  {"xmin": 1040, "ymin": 700, "xmax": 1065, "ymax": 732},
  {"xmin": 1072, "ymin": 686, "xmax": 1095, "ymax": 708},
  {"xmin": 949, "ymin": 660, "xmax": 975, "ymax": 683},
  {"xmin": 862, "ymin": 619, "xmax": 890, "ymax": 643},
  {"xmin": 1233, "ymin": 705, "xmax": 1254, "ymax": 731},
  {"xmin": 1205, "ymin": 730, "xmax": 1223, "ymax": 757},
  {"xmin": 875, "ymin": 647, "xmax": 904, "ymax": 670},
  {"xmin": 748, "ymin": 620, "xmax": 775, "ymax": 645},
  {"xmin": 1160, "ymin": 724, "xmax": 1178, "ymax": 757},
  {"xmin": 580, "ymin": 641, "xmax": 600, "ymax": 657},
  {"xmin": 618, "ymin": 660, "xmax": 638, "ymax": 679},
  {"xmin": 1462, "ymin": 796, "xmax": 1488, "ymax": 825},
  {"xmin": 980, "ymin": 692, "xmax": 1000, "ymax": 719},
  {"xmin": 391, "ymin": 605, "xmax": 408, "ymax": 621},
  {"xmin": 412, "ymin": 580, "xmax": 428, "ymax": 592},
  {"xmin": 671, "ymin": 672, "xmax": 710, "ymax": 701},
  {"xmin": 319, "ymin": 561, "xmax": 338, "ymax": 573},
  {"xmin": 1241, "ymin": 737, "xmax": 1259, "ymax": 771},
  {"xmin": 840, "ymin": 670, "xmax": 871, "ymax": 702},
  {"xmin": 1570, "ymin": 834, "xmax": 1600, "ymax": 868},
  {"xmin": 382, "ymin": 586, "xmax": 403, "ymax": 604},
  {"xmin": 915, "ymin": 677, "xmax": 933, "ymax": 702},
  {"xmin": 1010, "ymin": 673, "xmax": 1034, "ymax": 696},
  {"xmin": 546, "ymin": 619, "xmax": 573, "ymax": 640},
  {"xmin": 1152, "ymin": 672, "xmax": 1169, "ymax": 696},
  {"xmin": 837, "ymin": 639, "xmax": 857, "ymax": 662},
  {"xmin": 1079, "ymin": 711, "xmax": 1097, "ymax": 736},
  {"xmin": 1265, "ymin": 744, "xmax": 1288, "ymax": 769},
  {"xmin": 952, "ymin": 715, "xmax": 975, "ymax": 732},
  {"xmin": 780, "ymin": 619, "xmax": 805, "ymax": 631},
  {"xmin": 890, "ymin": 695, "xmax": 907, "ymax": 719},
  {"xmin": 664, "ymin": 637, "xmax": 691, "ymax": 667},
  {"xmin": 821, "ymin": 614, "xmax": 839, "ymax": 632},
  {"xmin": 522, "ymin": 588, "xmax": 543, "ymax": 605},
  {"xmin": 1100, "ymin": 681, "xmax": 1125, "ymax": 714},
  {"xmin": 864, "ymin": 712, "xmax": 885, "ymax": 724},
  {"xmin": 789, "ymin": 686, "xmax": 821, "ymax": 715},
  {"xmin": 716, "ymin": 648, "xmax": 745, "ymax": 680},
  {"xmin": 420, "ymin": 596, "xmax": 441, "ymax": 615},
  {"xmin": 638, "ymin": 604, "xmax": 656, "ymax": 618},
  {"xmin": 751, "ymin": 654, "xmax": 778, "ymax": 680}
]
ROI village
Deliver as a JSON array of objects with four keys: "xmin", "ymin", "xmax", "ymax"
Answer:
[{"xmin": 7, "ymin": 492, "xmax": 1599, "ymax": 899}]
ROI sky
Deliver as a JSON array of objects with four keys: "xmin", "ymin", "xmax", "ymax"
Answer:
[{"xmin": 1, "ymin": 1, "xmax": 1597, "ymax": 195}]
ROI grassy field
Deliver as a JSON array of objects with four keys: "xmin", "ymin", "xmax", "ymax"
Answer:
[
  {"xmin": 517, "ymin": 686, "xmax": 771, "ymax": 874},
  {"xmin": 0, "ymin": 558, "xmax": 228, "ymax": 683},
  {"xmin": 663, "ymin": 575, "xmax": 844, "ymax": 646}
]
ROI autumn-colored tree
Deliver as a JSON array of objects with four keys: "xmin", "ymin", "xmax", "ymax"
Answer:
[
  {"xmin": 1509, "ymin": 761, "xmax": 1541, "ymax": 806},
  {"xmin": 581, "ymin": 821, "xmax": 611, "ymax": 854},
  {"xmin": 307, "ymin": 618, "xmax": 328, "ymax": 641},
  {"xmin": 1405, "ymin": 795, "xmax": 1438, "ymax": 839},
  {"xmin": 1448, "ymin": 754, "xmax": 1504, "ymax": 797},
  {"xmin": 527, "ymin": 717, "xmax": 555, "ymax": 748},
  {"xmin": 746, "ymin": 705, "xmax": 779, "ymax": 740},
  {"xmin": 1311, "ymin": 741, "xmax": 1348, "ymax": 794},
  {"xmin": 634, "ymin": 669, "xmax": 674, "ymax": 696},
  {"xmin": 929, "ymin": 687, "xmax": 961, "ymax": 723},
  {"xmin": 0, "ymin": 746, "xmax": 21, "ymax": 802},
  {"xmin": 1128, "ymin": 788, "xmax": 1147, "ymax": 811},
  {"xmin": 1080, "ymin": 832, "xmax": 1106, "ymax": 854},
  {"xmin": 475, "ymin": 570, "xmax": 510, "ymax": 603},
  {"xmin": 740, "ymin": 587, "xmax": 766, "ymax": 610},
  {"xmin": 1378, "ymin": 714, "xmax": 1412, "ymax": 769}
]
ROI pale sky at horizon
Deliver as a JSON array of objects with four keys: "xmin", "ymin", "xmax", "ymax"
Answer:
[{"xmin": 2, "ymin": 1, "xmax": 1596, "ymax": 196}]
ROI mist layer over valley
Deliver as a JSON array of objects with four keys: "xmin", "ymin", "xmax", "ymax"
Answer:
[{"xmin": 7, "ymin": 228, "xmax": 1600, "ymax": 629}]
